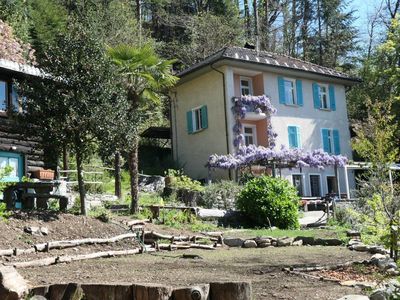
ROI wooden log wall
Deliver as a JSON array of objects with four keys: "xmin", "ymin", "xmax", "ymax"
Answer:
[{"xmin": 0, "ymin": 117, "xmax": 45, "ymax": 174}]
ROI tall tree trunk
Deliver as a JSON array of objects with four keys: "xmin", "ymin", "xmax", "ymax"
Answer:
[
  {"xmin": 244, "ymin": 0, "xmax": 251, "ymax": 39},
  {"xmin": 316, "ymin": 0, "xmax": 323, "ymax": 65},
  {"xmin": 62, "ymin": 144, "xmax": 69, "ymax": 180},
  {"xmin": 129, "ymin": 138, "xmax": 139, "ymax": 214},
  {"xmin": 263, "ymin": 0, "xmax": 270, "ymax": 50},
  {"xmin": 253, "ymin": 0, "xmax": 260, "ymax": 52},
  {"xmin": 114, "ymin": 151, "xmax": 122, "ymax": 199},
  {"xmin": 76, "ymin": 150, "xmax": 86, "ymax": 216}
]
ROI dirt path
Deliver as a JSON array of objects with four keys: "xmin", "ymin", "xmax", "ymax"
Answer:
[{"xmin": 21, "ymin": 246, "xmax": 371, "ymax": 299}]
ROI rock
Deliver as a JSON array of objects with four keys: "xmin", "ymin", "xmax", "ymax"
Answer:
[
  {"xmin": 346, "ymin": 230, "xmax": 361, "ymax": 238},
  {"xmin": 386, "ymin": 268, "xmax": 399, "ymax": 276},
  {"xmin": 295, "ymin": 236, "xmax": 315, "ymax": 245},
  {"xmin": 292, "ymin": 240, "xmax": 303, "ymax": 246},
  {"xmin": 386, "ymin": 261, "xmax": 398, "ymax": 270},
  {"xmin": 371, "ymin": 253, "xmax": 389, "ymax": 264},
  {"xmin": 223, "ymin": 238, "xmax": 244, "ymax": 247},
  {"xmin": 369, "ymin": 245, "xmax": 389, "ymax": 255},
  {"xmin": 369, "ymin": 289, "xmax": 389, "ymax": 300},
  {"xmin": 276, "ymin": 237, "xmax": 294, "ymax": 247},
  {"xmin": 351, "ymin": 244, "xmax": 369, "ymax": 252},
  {"xmin": 243, "ymin": 240, "xmax": 257, "ymax": 248},
  {"xmin": 257, "ymin": 242, "xmax": 271, "ymax": 248},
  {"xmin": 348, "ymin": 239, "xmax": 362, "ymax": 247},
  {"xmin": 0, "ymin": 266, "xmax": 29, "ymax": 300},
  {"xmin": 29, "ymin": 296, "xmax": 47, "ymax": 300},
  {"xmin": 254, "ymin": 237, "xmax": 271, "ymax": 245},
  {"xmin": 340, "ymin": 281, "xmax": 375, "ymax": 289},
  {"xmin": 336, "ymin": 295, "xmax": 369, "ymax": 300},
  {"xmin": 24, "ymin": 226, "xmax": 41, "ymax": 235},
  {"xmin": 40, "ymin": 227, "xmax": 48, "ymax": 235},
  {"xmin": 139, "ymin": 174, "xmax": 165, "ymax": 193}
]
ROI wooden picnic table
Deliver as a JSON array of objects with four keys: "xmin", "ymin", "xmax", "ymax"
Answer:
[{"xmin": 3, "ymin": 181, "xmax": 68, "ymax": 211}]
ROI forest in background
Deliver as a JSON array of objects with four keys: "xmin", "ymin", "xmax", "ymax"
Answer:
[{"xmin": 1, "ymin": 0, "xmax": 400, "ymax": 128}]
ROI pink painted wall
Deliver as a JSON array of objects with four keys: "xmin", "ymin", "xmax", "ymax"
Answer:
[
  {"xmin": 240, "ymin": 118, "xmax": 268, "ymax": 147},
  {"xmin": 233, "ymin": 73, "xmax": 264, "ymax": 96}
]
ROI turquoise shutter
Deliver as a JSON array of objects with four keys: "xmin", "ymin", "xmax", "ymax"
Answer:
[
  {"xmin": 0, "ymin": 151, "xmax": 24, "ymax": 182},
  {"xmin": 278, "ymin": 76, "xmax": 286, "ymax": 104},
  {"xmin": 186, "ymin": 110, "xmax": 193, "ymax": 134},
  {"xmin": 332, "ymin": 129, "xmax": 340, "ymax": 154},
  {"xmin": 322, "ymin": 129, "xmax": 330, "ymax": 153},
  {"xmin": 288, "ymin": 126, "xmax": 298, "ymax": 148},
  {"xmin": 312, "ymin": 83, "xmax": 320, "ymax": 109},
  {"xmin": 201, "ymin": 105, "xmax": 208, "ymax": 129},
  {"xmin": 329, "ymin": 84, "xmax": 336, "ymax": 111},
  {"xmin": 296, "ymin": 80, "xmax": 303, "ymax": 106},
  {"xmin": 296, "ymin": 126, "xmax": 301, "ymax": 148}
]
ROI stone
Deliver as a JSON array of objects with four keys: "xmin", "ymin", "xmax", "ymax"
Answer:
[
  {"xmin": 369, "ymin": 289, "xmax": 389, "ymax": 300},
  {"xmin": 336, "ymin": 295, "xmax": 369, "ymax": 300},
  {"xmin": 254, "ymin": 237, "xmax": 271, "ymax": 245},
  {"xmin": 139, "ymin": 174, "xmax": 165, "ymax": 193},
  {"xmin": 371, "ymin": 253, "xmax": 389, "ymax": 264},
  {"xmin": 351, "ymin": 244, "xmax": 369, "ymax": 252},
  {"xmin": 24, "ymin": 226, "xmax": 41, "ymax": 235},
  {"xmin": 314, "ymin": 238, "xmax": 342, "ymax": 246},
  {"xmin": 243, "ymin": 240, "xmax": 257, "ymax": 248},
  {"xmin": 369, "ymin": 245, "xmax": 389, "ymax": 255},
  {"xmin": 292, "ymin": 240, "xmax": 303, "ymax": 246},
  {"xmin": 348, "ymin": 239, "xmax": 362, "ymax": 246},
  {"xmin": 257, "ymin": 242, "xmax": 271, "ymax": 248},
  {"xmin": 386, "ymin": 268, "xmax": 399, "ymax": 276},
  {"xmin": 386, "ymin": 261, "xmax": 398, "ymax": 270},
  {"xmin": 276, "ymin": 237, "xmax": 294, "ymax": 247},
  {"xmin": 29, "ymin": 296, "xmax": 47, "ymax": 300},
  {"xmin": 223, "ymin": 237, "xmax": 244, "ymax": 247},
  {"xmin": 40, "ymin": 227, "xmax": 48, "ymax": 235},
  {"xmin": 346, "ymin": 230, "xmax": 361, "ymax": 238},
  {"xmin": 295, "ymin": 236, "xmax": 315, "ymax": 245},
  {"xmin": 0, "ymin": 266, "xmax": 29, "ymax": 300}
]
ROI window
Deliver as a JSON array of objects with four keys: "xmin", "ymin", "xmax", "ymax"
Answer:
[
  {"xmin": 313, "ymin": 83, "xmax": 336, "ymax": 111},
  {"xmin": 288, "ymin": 126, "xmax": 301, "ymax": 148},
  {"xmin": 0, "ymin": 152, "xmax": 23, "ymax": 182},
  {"xmin": 309, "ymin": 175, "xmax": 321, "ymax": 197},
  {"xmin": 278, "ymin": 77, "xmax": 303, "ymax": 106},
  {"xmin": 240, "ymin": 77, "xmax": 253, "ymax": 95},
  {"xmin": 322, "ymin": 128, "xmax": 340, "ymax": 154},
  {"xmin": 243, "ymin": 124, "xmax": 257, "ymax": 146},
  {"xmin": 186, "ymin": 105, "xmax": 208, "ymax": 134},
  {"xmin": 326, "ymin": 176, "xmax": 338, "ymax": 194},
  {"xmin": 319, "ymin": 85, "xmax": 329, "ymax": 109},
  {"xmin": 0, "ymin": 81, "xmax": 7, "ymax": 111},
  {"xmin": 292, "ymin": 174, "xmax": 304, "ymax": 196},
  {"xmin": 11, "ymin": 84, "xmax": 23, "ymax": 113}
]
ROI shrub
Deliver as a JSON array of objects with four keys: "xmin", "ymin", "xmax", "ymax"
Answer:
[
  {"xmin": 201, "ymin": 181, "xmax": 241, "ymax": 209},
  {"xmin": 236, "ymin": 176, "xmax": 300, "ymax": 229},
  {"xmin": 165, "ymin": 169, "xmax": 204, "ymax": 192}
]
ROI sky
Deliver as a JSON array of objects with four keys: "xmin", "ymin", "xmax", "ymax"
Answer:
[{"xmin": 349, "ymin": 0, "xmax": 384, "ymax": 34}]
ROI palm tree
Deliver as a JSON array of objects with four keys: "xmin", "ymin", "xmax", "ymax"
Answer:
[{"xmin": 108, "ymin": 44, "xmax": 178, "ymax": 214}]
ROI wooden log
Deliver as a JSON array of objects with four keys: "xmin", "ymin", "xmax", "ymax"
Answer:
[
  {"xmin": 14, "ymin": 247, "xmax": 36, "ymax": 256},
  {"xmin": 34, "ymin": 233, "xmax": 136, "ymax": 252},
  {"xmin": 172, "ymin": 284, "xmax": 210, "ymax": 300},
  {"xmin": 201, "ymin": 231, "xmax": 224, "ymax": 237},
  {"xmin": 9, "ymin": 248, "xmax": 144, "ymax": 268},
  {"xmin": 81, "ymin": 284, "xmax": 133, "ymax": 300},
  {"xmin": 189, "ymin": 244, "xmax": 216, "ymax": 250},
  {"xmin": 0, "ymin": 249, "xmax": 14, "ymax": 256},
  {"xmin": 133, "ymin": 284, "xmax": 172, "ymax": 300},
  {"xmin": 126, "ymin": 219, "xmax": 149, "ymax": 226},
  {"xmin": 209, "ymin": 282, "xmax": 252, "ymax": 300}
]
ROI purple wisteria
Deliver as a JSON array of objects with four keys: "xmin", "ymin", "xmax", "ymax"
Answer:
[
  {"xmin": 207, "ymin": 145, "xmax": 348, "ymax": 170},
  {"xmin": 232, "ymin": 95, "xmax": 277, "ymax": 148}
]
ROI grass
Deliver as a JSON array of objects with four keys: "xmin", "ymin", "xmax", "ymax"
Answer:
[{"xmin": 223, "ymin": 227, "xmax": 347, "ymax": 240}]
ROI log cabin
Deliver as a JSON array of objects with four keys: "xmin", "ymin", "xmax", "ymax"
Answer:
[{"xmin": 0, "ymin": 59, "xmax": 46, "ymax": 182}]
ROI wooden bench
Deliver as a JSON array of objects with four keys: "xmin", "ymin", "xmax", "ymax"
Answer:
[{"xmin": 21, "ymin": 193, "xmax": 69, "ymax": 211}]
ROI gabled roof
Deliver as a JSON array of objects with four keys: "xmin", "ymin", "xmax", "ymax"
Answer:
[
  {"xmin": 0, "ymin": 59, "xmax": 42, "ymax": 77},
  {"xmin": 178, "ymin": 46, "xmax": 360, "ymax": 83}
]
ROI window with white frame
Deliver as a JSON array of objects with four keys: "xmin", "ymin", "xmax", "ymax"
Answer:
[
  {"xmin": 284, "ymin": 78, "xmax": 296, "ymax": 105},
  {"xmin": 193, "ymin": 107, "xmax": 203, "ymax": 131},
  {"xmin": 187, "ymin": 105, "xmax": 208, "ymax": 134},
  {"xmin": 319, "ymin": 84, "xmax": 329, "ymax": 109},
  {"xmin": 243, "ymin": 124, "xmax": 257, "ymax": 146},
  {"xmin": 240, "ymin": 77, "xmax": 253, "ymax": 95}
]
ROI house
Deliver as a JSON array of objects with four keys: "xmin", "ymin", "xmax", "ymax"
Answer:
[
  {"xmin": 170, "ymin": 46, "xmax": 360, "ymax": 197},
  {"xmin": 0, "ymin": 59, "xmax": 46, "ymax": 182}
]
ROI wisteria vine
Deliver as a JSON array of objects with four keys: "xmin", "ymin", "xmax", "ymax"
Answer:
[
  {"xmin": 232, "ymin": 95, "xmax": 277, "ymax": 148},
  {"xmin": 207, "ymin": 144, "xmax": 348, "ymax": 170}
]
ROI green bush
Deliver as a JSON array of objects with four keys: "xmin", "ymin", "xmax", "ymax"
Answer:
[
  {"xmin": 201, "ymin": 181, "xmax": 241, "ymax": 209},
  {"xmin": 237, "ymin": 176, "xmax": 300, "ymax": 229},
  {"xmin": 165, "ymin": 169, "xmax": 204, "ymax": 192}
]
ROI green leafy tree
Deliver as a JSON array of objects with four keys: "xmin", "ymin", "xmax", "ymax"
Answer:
[
  {"xmin": 108, "ymin": 44, "xmax": 178, "ymax": 213},
  {"xmin": 352, "ymin": 99, "xmax": 400, "ymax": 258},
  {"xmin": 19, "ymin": 19, "xmax": 118, "ymax": 215}
]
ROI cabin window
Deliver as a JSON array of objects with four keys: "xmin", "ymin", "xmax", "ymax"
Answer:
[
  {"xmin": 319, "ymin": 85, "xmax": 329, "ymax": 109},
  {"xmin": 0, "ymin": 151, "xmax": 23, "ymax": 182},
  {"xmin": 284, "ymin": 79, "xmax": 296, "ymax": 105},
  {"xmin": 240, "ymin": 77, "xmax": 253, "ymax": 96},
  {"xmin": 243, "ymin": 124, "xmax": 257, "ymax": 146},
  {"xmin": 186, "ymin": 105, "xmax": 208, "ymax": 134},
  {"xmin": 0, "ymin": 81, "xmax": 7, "ymax": 111}
]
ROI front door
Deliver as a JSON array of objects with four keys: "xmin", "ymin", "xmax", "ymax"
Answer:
[
  {"xmin": 326, "ymin": 176, "xmax": 338, "ymax": 194},
  {"xmin": 310, "ymin": 175, "xmax": 321, "ymax": 197},
  {"xmin": 292, "ymin": 174, "xmax": 304, "ymax": 196},
  {"xmin": 0, "ymin": 151, "xmax": 24, "ymax": 182}
]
